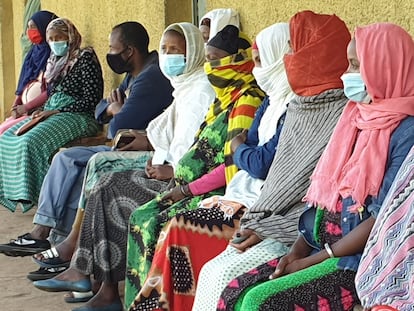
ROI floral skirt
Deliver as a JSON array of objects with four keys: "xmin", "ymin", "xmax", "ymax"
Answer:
[
  {"xmin": 124, "ymin": 189, "xmax": 225, "ymax": 310},
  {"xmin": 128, "ymin": 206, "xmax": 245, "ymax": 311}
]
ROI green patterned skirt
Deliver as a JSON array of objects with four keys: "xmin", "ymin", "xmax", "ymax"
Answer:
[{"xmin": 0, "ymin": 111, "xmax": 99, "ymax": 212}]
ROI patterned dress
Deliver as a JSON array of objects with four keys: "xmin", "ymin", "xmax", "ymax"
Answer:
[
  {"xmin": 125, "ymin": 48, "xmax": 264, "ymax": 310},
  {"xmin": 0, "ymin": 49, "xmax": 103, "ymax": 212},
  {"xmin": 356, "ymin": 146, "xmax": 414, "ymax": 311},
  {"xmin": 218, "ymin": 207, "xmax": 359, "ymax": 311}
]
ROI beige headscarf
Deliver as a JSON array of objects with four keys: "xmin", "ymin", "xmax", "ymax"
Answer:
[{"xmin": 44, "ymin": 17, "xmax": 82, "ymax": 83}]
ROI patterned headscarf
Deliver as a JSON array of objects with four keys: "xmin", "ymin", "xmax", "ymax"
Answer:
[
  {"xmin": 44, "ymin": 18, "xmax": 82, "ymax": 84},
  {"xmin": 284, "ymin": 10, "xmax": 350, "ymax": 96},
  {"xmin": 203, "ymin": 46, "xmax": 264, "ymax": 183}
]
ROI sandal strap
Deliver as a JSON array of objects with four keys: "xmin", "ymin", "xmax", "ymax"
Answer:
[{"xmin": 42, "ymin": 247, "xmax": 59, "ymax": 259}]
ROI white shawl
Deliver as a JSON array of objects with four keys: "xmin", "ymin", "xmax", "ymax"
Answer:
[
  {"xmin": 199, "ymin": 8, "xmax": 240, "ymax": 41},
  {"xmin": 147, "ymin": 23, "xmax": 215, "ymax": 168}
]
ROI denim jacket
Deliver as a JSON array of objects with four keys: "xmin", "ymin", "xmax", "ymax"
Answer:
[{"xmin": 298, "ymin": 115, "xmax": 414, "ymax": 272}]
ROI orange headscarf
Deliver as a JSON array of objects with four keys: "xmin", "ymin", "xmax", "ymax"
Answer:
[
  {"xmin": 304, "ymin": 23, "xmax": 414, "ymax": 213},
  {"xmin": 284, "ymin": 10, "xmax": 350, "ymax": 96}
]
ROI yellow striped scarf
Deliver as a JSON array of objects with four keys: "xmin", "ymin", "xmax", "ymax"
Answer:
[{"xmin": 202, "ymin": 48, "xmax": 265, "ymax": 183}]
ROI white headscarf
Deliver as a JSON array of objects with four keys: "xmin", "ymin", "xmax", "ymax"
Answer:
[
  {"xmin": 199, "ymin": 8, "xmax": 240, "ymax": 41},
  {"xmin": 253, "ymin": 23, "xmax": 295, "ymax": 145},
  {"xmin": 147, "ymin": 22, "xmax": 215, "ymax": 167},
  {"xmin": 207, "ymin": 23, "xmax": 294, "ymax": 208}
]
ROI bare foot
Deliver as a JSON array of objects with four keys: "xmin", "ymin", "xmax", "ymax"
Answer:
[
  {"xmin": 52, "ymin": 266, "xmax": 87, "ymax": 282},
  {"xmin": 32, "ymin": 238, "xmax": 75, "ymax": 262},
  {"xmin": 81, "ymin": 282, "xmax": 121, "ymax": 309}
]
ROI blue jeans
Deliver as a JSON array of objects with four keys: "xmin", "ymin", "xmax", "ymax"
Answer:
[{"xmin": 33, "ymin": 145, "xmax": 111, "ymax": 244}]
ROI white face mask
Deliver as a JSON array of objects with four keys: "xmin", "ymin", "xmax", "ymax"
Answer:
[{"xmin": 253, "ymin": 65, "xmax": 275, "ymax": 94}]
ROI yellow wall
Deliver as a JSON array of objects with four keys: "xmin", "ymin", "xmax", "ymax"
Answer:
[
  {"xmin": 2, "ymin": 0, "xmax": 414, "ymax": 120},
  {"xmin": 207, "ymin": 0, "xmax": 414, "ymax": 40},
  {"xmin": 3, "ymin": 0, "xmax": 194, "ymax": 119},
  {"xmin": 0, "ymin": 0, "xmax": 17, "ymax": 119}
]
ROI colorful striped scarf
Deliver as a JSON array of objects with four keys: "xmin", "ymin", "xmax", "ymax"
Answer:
[{"xmin": 202, "ymin": 48, "xmax": 264, "ymax": 183}]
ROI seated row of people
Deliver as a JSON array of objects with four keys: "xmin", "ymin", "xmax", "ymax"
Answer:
[{"xmin": 0, "ymin": 7, "xmax": 413, "ymax": 311}]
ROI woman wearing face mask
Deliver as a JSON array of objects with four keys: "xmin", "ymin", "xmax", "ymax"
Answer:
[
  {"xmin": 0, "ymin": 17, "xmax": 103, "ymax": 213},
  {"xmin": 125, "ymin": 23, "xmax": 293, "ymax": 311},
  {"xmin": 354, "ymin": 23, "xmax": 414, "ymax": 311},
  {"xmin": 0, "ymin": 10, "xmax": 57, "ymax": 134},
  {"xmin": 215, "ymin": 21, "xmax": 414, "ymax": 311},
  {"xmin": 32, "ymin": 22, "xmax": 215, "ymax": 311}
]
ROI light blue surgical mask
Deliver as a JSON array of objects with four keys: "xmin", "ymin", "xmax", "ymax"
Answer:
[
  {"xmin": 341, "ymin": 72, "xmax": 371, "ymax": 103},
  {"xmin": 159, "ymin": 54, "xmax": 186, "ymax": 77},
  {"xmin": 49, "ymin": 41, "xmax": 69, "ymax": 57}
]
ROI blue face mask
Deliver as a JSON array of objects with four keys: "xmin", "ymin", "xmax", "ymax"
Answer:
[
  {"xmin": 159, "ymin": 54, "xmax": 186, "ymax": 77},
  {"xmin": 341, "ymin": 72, "xmax": 371, "ymax": 103},
  {"xmin": 49, "ymin": 41, "xmax": 69, "ymax": 57}
]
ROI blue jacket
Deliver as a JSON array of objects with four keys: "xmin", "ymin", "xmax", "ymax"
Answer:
[
  {"xmin": 233, "ymin": 97, "xmax": 285, "ymax": 179},
  {"xmin": 95, "ymin": 51, "xmax": 173, "ymax": 138},
  {"xmin": 299, "ymin": 115, "xmax": 414, "ymax": 271}
]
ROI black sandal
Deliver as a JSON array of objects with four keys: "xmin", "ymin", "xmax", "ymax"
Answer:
[
  {"xmin": 27, "ymin": 266, "xmax": 67, "ymax": 281},
  {"xmin": 0, "ymin": 233, "xmax": 50, "ymax": 257}
]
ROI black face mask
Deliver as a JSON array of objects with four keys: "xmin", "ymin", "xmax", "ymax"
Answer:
[{"xmin": 106, "ymin": 48, "xmax": 131, "ymax": 74}]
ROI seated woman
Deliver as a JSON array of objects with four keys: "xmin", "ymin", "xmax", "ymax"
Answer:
[
  {"xmin": 192, "ymin": 11, "xmax": 351, "ymax": 311},
  {"xmin": 216, "ymin": 22, "xmax": 414, "ymax": 311},
  {"xmin": 199, "ymin": 8, "xmax": 240, "ymax": 43},
  {"xmin": 0, "ymin": 17, "xmax": 103, "ymax": 212},
  {"xmin": 0, "ymin": 10, "xmax": 57, "ymax": 134},
  {"xmin": 126, "ymin": 22, "xmax": 295, "ymax": 311},
  {"xmin": 357, "ymin": 148, "xmax": 414, "ymax": 311},
  {"xmin": 355, "ymin": 25, "xmax": 414, "ymax": 310}
]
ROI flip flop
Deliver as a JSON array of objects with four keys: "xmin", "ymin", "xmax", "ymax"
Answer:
[
  {"xmin": 64, "ymin": 290, "xmax": 95, "ymax": 303},
  {"xmin": 32, "ymin": 247, "xmax": 70, "ymax": 268},
  {"xmin": 0, "ymin": 233, "xmax": 50, "ymax": 257},
  {"xmin": 27, "ymin": 266, "xmax": 68, "ymax": 281}
]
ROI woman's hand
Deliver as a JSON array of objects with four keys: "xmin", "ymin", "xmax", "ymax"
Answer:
[
  {"xmin": 118, "ymin": 130, "xmax": 151, "ymax": 151},
  {"xmin": 270, "ymin": 235, "xmax": 317, "ymax": 279},
  {"xmin": 230, "ymin": 228, "xmax": 262, "ymax": 252},
  {"xmin": 146, "ymin": 164, "xmax": 173, "ymax": 180},
  {"xmin": 15, "ymin": 105, "xmax": 27, "ymax": 117},
  {"xmin": 230, "ymin": 130, "xmax": 247, "ymax": 154},
  {"xmin": 32, "ymin": 110, "xmax": 59, "ymax": 119},
  {"xmin": 161, "ymin": 186, "xmax": 185, "ymax": 203},
  {"xmin": 270, "ymin": 253, "xmax": 313, "ymax": 279}
]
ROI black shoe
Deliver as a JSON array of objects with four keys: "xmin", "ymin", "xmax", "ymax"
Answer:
[
  {"xmin": 27, "ymin": 266, "xmax": 67, "ymax": 281},
  {"xmin": 0, "ymin": 233, "xmax": 50, "ymax": 257}
]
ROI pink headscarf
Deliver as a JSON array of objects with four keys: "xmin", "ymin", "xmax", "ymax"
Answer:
[{"xmin": 304, "ymin": 23, "xmax": 414, "ymax": 213}]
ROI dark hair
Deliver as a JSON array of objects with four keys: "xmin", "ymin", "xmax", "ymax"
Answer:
[
  {"xmin": 112, "ymin": 21, "xmax": 149, "ymax": 55},
  {"xmin": 200, "ymin": 18, "xmax": 211, "ymax": 27}
]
